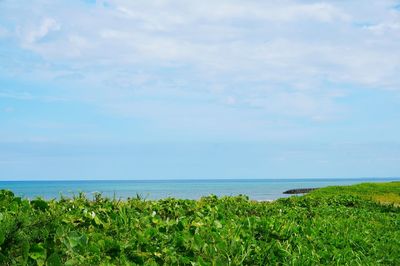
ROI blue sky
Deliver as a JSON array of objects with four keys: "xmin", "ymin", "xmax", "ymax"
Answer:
[{"xmin": 1, "ymin": 0, "xmax": 400, "ymax": 180}]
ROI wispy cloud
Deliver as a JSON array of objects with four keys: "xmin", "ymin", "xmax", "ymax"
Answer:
[
  {"xmin": 1, "ymin": 0, "xmax": 400, "ymax": 138},
  {"xmin": 0, "ymin": 90, "xmax": 66, "ymax": 102},
  {"xmin": 1, "ymin": 1, "xmax": 400, "ymax": 179},
  {"xmin": 20, "ymin": 17, "xmax": 61, "ymax": 45}
]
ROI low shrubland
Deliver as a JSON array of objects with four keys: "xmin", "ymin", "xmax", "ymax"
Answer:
[{"xmin": 0, "ymin": 182, "xmax": 399, "ymax": 265}]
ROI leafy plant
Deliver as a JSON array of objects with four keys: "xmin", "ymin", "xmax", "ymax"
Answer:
[{"xmin": 0, "ymin": 182, "xmax": 399, "ymax": 265}]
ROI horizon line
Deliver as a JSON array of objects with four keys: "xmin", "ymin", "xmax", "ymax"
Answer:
[{"xmin": 0, "ymin": 177, "xmax": 399, "ymax": 182}]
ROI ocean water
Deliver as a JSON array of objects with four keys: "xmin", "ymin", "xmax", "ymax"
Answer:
[{"xmin": 0, "ymin": 178, "xmax": 398, "ymax": 201}]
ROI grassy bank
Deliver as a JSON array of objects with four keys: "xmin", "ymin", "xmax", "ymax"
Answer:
[{"xmin": 0, "ymin": 182, "xmax": 399, "ymax": 265}]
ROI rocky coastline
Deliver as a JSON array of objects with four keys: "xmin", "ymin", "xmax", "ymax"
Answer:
[{"xmin": 283, "ymin": 188, "xmax": 318, "ymax": 194}]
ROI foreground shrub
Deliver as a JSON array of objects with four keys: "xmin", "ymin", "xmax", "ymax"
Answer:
[{"xmin": 0, "ymin": 182, "xmax": 399, "ymax": 265}]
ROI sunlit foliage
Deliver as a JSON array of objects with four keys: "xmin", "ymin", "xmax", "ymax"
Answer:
[{"xmin": 0, "ymin": 182, "xmax": 399, "ymax": 265}]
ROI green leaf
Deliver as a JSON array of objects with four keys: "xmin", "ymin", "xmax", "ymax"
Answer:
[
  {"xmin": 67, "ymin": 231, "xmax": 85, "ymax": 248},
  {"xmin": 31, "ymin": 199, "xmax": 49, "ymax": 211},
  {"xmin": 214, "ymin": 220, "xmax": 222, "ymax": 229},
  {"xmin": 0, "ymin": 230, "xmax": 5, "ymax": 246},
  {"xmin": 46, "ymin": 253, "xmax": 62, "ymax": 266},
  {"xmin": 65, "ymin": 259, "xmax": 79, "ymax": 266},
  {"xmin": 22, "ymin": 240, "xmax": 30, "ymax": 264},
  {"xmin": 29, "ymin": 243, "xmax": 46, "ymax": 266}
]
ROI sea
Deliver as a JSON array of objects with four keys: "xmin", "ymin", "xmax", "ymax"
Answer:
[{"xmin": 0, "ymin": 178, "xmax": 398, "ymax": 201}]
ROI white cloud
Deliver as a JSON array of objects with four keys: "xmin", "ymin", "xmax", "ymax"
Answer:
[
  {"xmin": 367, "ymin": 22, "xmax": 400, "ymax": 34},
  {"xmin": 0, "ymin": 91, "xmax": 34, "ymax": 100},
  {"xmin": 113, "ymin": 1, "xmax": 349, "ymax": 24},
  {"xmin": 1, "ymin": 0, "xmax": 400, "ymax": 128},
  {"xmin": 21, "ymin": 18, "xmax": 60, "ymax": 44},
  {"xmin": 0, "ymin": 90, "xmax": 66, "ymax": 102}
]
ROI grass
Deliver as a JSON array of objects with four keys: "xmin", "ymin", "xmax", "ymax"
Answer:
[
  {"xmin": 310, "ymin": 181, "xmax": 400, "ymax": 205},
  {"xmin": 0, "ymin": 182, "xmax": 399, "ymax": 265}
]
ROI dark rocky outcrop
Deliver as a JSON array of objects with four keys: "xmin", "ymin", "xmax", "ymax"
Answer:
[{"xmin": 283, "ymin": 188, "xmax": 318, "ymax": 194}]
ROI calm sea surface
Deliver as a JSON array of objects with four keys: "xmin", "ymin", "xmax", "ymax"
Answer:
[{"xmin": 0, "ymin": 178, "xmax": 398, "ymax": 201}]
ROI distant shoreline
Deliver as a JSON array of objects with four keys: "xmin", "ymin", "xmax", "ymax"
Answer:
[
  {"xmin": 1, "ymin": 177, "xmax": 399, "ymax": 182},
  {"xmin": 0, "ymin": 178, "xmax": 399, "ymax": 201}
]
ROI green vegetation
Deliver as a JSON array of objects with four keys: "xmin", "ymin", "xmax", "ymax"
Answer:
[
  {"xmin": 311, "ymin": 181, "xmax": 400, "ymax": 206},
  {"xmin": 0, "ymin": 182, "xmax": 399, "ymax": 265}
]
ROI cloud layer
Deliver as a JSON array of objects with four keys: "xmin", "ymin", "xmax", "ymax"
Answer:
[
  {"xmin": 1, "ymin": 0, "xmax": 400, "ymax": 140},
  {"xmin": 1, "ymin": 0, "xmax": 400, "ymax": 180}
]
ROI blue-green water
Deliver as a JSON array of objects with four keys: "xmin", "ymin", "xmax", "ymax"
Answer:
[{"xmin": 0, "ymin": 178, "xmax": 398, "ymax": 201}]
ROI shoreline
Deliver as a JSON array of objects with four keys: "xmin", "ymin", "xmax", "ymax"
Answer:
[{"xmin": 1, "ymin": 178, "xmax": 398, "ymax": 201}]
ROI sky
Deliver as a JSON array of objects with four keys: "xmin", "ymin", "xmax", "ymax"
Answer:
[{"xmin": 0, "ymin": 0, "xmax": 400, "ymax": 180}]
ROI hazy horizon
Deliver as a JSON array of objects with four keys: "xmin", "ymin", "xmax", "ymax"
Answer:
[{"xmin": 2, "ymin": 177, "xmax": 399, "ymax": 182}]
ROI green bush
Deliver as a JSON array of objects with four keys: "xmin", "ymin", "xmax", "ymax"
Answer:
[{"xmin": 0, "ymin": 182, "xmax": 399, "ymax": 265}]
